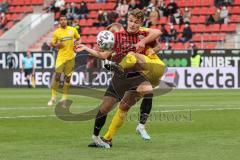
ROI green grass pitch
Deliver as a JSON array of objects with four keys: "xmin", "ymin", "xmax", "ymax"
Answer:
[{"xmin": 0, "ymin": 88, "xmax": 240, "ymax": 160}]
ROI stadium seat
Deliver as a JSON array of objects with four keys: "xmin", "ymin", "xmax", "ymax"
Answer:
[
  {"xmin": 87, "ymin": 35, "xmax": 96, "ymax": 43},
  {"xmin": 192, "ymin": 8, "xmax": 199, "ymax": 15},
  {"xmin": 97, "ymin": 27, "xmax": 105, "ymax": 32},
  {"xmin": 192, "ymin": 34, "xmax": 202, "ymax": 42},
  {"xmin": 229, "ymin": 15, "xmax": 240, "ymax": 23},
  {"xmin": 194, "ymin": 24, "xmax": 206, "ymax": 33},
  {"xmin": 199, "ymin": 7, "xmax": 209, "ymax": 15},
  {"xmin": 5, "ymin": 21, "xmax": 14, "ymax": 30},
  {"xmin": 89, "ymin": 11, "xmax": 98, "ymax": 19},
  {"xmin": 24, "ymin": 0, "xmax": 32, "ymax": 5},
  {"xmin": 88, "ymin": 27, "xmax": 98, "ymax": 35},
  {"xmin": 204, "ymin": 43, "xmax": 216, "ymax": 49},
  {"xmin": 102, "ymin": 3, "xmax": 115, "ymax": 10},
  {"xmin": 229, "ymin": 6, "xmax": 240, "ymax": 14},
  {"xmin": 235, "ymin": 0, "xmax": 240, "ymax": 5},
  {"xmin": 159, "ymin": 17, "xmax": 167, "ymax": 24},
  {"xmin": 175, "ymin": 43, "xmax": 185, "ymax": 49},
  {"xmin": 208, "ymin": 7, "xmax": 216, "ymax": 15},
  {"xmin": 221, "ymin": 24, "xmax": 237, "ymax": 32},
  {"xmin": 205, "ymin": 24, "xmax": 220, "ymax": 32},
  {"xmin": 81, "ymin": 36, "xmax": 88, "ymax": 43}
]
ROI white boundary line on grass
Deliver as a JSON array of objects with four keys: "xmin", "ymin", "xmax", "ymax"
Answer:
[
  {"xmin": 0, "ymin": 104, "xmax": 239, "ymax": 111},
  {"xmin": 0, "ymin": 107, "xmax": 240, "ymax": 119}
]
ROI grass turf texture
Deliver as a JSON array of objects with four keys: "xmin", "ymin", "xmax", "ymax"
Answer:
[{"xmin": 0, "ymin": 88, "xmax": 240, "ymax": 160}]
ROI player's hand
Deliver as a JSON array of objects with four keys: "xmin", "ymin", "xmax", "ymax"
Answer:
[
  {"xmin": 136, "ymin": 40, "xmax": 145, "ymax": 53},
  {"xmin": 74, "ymin": 44, "xmax": 87, "ymax": 52},
  {"xmin": 57, "ymin": 41, "xmax": 64, "ymax": 49}
]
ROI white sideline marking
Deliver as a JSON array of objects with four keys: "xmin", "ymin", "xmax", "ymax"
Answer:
[
  {"xmin": 0, "ymin": 107, "xmax": 240, "ymax": 119},
  {"xmin": 0, "ymin": 104, "xmax": 239, "ymax": 111}
]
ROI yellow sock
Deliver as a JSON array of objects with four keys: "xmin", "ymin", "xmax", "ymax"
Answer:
[
  {"xmin": 119, "ymin": 53, "xmax": 137, "ymax": 69},
  {"xmin": 51, "ymin": 80, "xmax": 59, "ymax": 99},
  {"xmin": 103, "ymin": 107, "xmax": 127, "ymax": 140},
  {"xmin": 31, "ymin": 75, "xmax": 36, "ymax": 88},
  {"xmin": 61, "ymin": 82, "xmax": 70, "ymax": 100}
]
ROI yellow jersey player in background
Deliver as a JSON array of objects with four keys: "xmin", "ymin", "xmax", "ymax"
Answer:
[{"xmin": 47, "ymin": 15, "xmax": 80, "ymax": 107}]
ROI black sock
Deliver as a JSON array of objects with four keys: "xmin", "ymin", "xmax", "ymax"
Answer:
[
  {"xmin": 139, "ymin": 93, "xmax": 153, "ymax": 124},
  {"xmin": 93, "ymin": 110, "xmax": 107, "ymax": 136},
  {"xmin": 27, "ymin": 79, "xmax": 31, "ymax": 88}
]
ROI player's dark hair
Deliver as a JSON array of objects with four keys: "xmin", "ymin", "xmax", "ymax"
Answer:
[{"xmin": 59, "ymin": 14, "xmax": 67, "ymax": 19}]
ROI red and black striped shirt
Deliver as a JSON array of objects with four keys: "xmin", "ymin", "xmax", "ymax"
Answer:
[{"xmin": 111, "ymin": 27, "xmax": 153, "ymax": 63}]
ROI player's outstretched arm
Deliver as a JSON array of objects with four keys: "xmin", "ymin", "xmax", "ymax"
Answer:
[
  {"xmin": 75, "ymin": 44, "xmax": 112, "ymax": 60},
  {"xmin": 136, "ymin": 28, "xmax": 162, "ymax": 52}
]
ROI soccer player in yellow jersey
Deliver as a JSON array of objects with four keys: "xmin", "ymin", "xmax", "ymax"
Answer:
[{"xmin": 47, "ymin": 15, "xmax": 80, "ymax": 106}]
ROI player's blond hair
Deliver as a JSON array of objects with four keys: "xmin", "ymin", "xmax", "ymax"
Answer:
[{"xmin": 128, "ymin": 8, "xmax": 144, "ymax": 22}]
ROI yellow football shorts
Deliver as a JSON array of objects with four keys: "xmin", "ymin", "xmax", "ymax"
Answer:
[
  {"xmin": 55, "ymin": 58, "xmax": 75, "ymax": 77},
  {"xmin": 142, "ymin": 53, "xmax": 165, "ymax": 87}
]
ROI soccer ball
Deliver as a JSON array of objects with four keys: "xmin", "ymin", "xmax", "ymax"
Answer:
[{"xmin": 96, "ymin": 30, "xmax": 114, "ymax": 50}]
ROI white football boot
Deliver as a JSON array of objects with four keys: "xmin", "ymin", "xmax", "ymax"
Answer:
[
  {"xmin": 136, "ymin": 123, "xmax": 151, "ymax": 140},
  {"xmin": 92, "ymin": 135, "xmax": 111, "ymax": 148}
]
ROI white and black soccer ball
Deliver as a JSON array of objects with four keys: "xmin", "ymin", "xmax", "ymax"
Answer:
[{"xmin": 96, "ymin": 30, "xmax": 114, "ymax": 50}]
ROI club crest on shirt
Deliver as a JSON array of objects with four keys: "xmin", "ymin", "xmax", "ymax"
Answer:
[
  {"xmin": 138, "ymin": 35, "xmax": 145, "ymax": 40},
  {"xmin": 68, "ymin": 30, "xmax": 73, "ymax": 36}
]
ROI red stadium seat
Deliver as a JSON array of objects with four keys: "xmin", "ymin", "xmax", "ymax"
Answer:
[
  {"xmin": 190, "ymin": 16, "xmax": 199, "ymax": 24},
  {"xmin": 81, "ymin": 36, "xmax": 88, "ymax": 43},
  {"xmin": 204, "ymin": 43, "xmax": 216, "ymax": 49},
  {"xmin": 102, "ymin": 3, "xmax": 115, "ymax": 10},
  {"xmin": 8, "ymin": 6, "xmax": 15, "ymax": 13},
  {"xmin": 199, "ymin": 7, "xmax": 209, "ymax": 15},
  {"xmin": 185, "ymin": 0, "xmax": 195, "ymax": 7},
  {"xmin": 87, "ymin": 35, "xmax": 96, "ymax": 43},
  {"xmin": 174, "ymin": 43, "xmax": 185, "ymax": 50},
  {"xmin": 191, "ymin": 8, "xmax": 199, "ymax": 15},
  {"xmin": 79, "ymin": 19, "xmax": 94, "ymax": 27},
  {"xmin": 5, "ymin": 21, "xmax": 14, "ymax": 30},
  {"xmin": 159, "ymin": 17, "xmax": 167, "ymax": 24},
  {"xmin": 24, "ymin": 0, "xmax": 31, "ymax": 5},
  {"xmin": 195, "ymin": 0, "xmax": 203, "ymax": 7},
  {"xmin": 208, "ymin": 7, "xmax": 216, "ymax": 15},
  {"xmin": 229, "ymin": 6, "xmax": 240, "ymax": 14},
  {"xmin": 194, "ymin": 24, "xmax": 206, "ymax": 33},
  {"xmin": 88, "ymin": 11, "xmax": 98, "ymax": 19},
  {"xmin": 192, "ymin": 34, "xmax": 202, "ymax": 42},
  {"xmin": 229, "ymin": 15, "xmax": 240, "ymax": 23},
  {"xmin": 235, "ymin": 0, "xmax": 240, "ymax": 5},
  {"xmin": 89, "ymin": 27, "xmax": 98, "ymax": 35},
  {"xmin": 97, "ymin": 27, "xmax": 105, "ymax": 32},
  {"xmin": 221, "ymin": 24, "xmax": 237, "ymax": 32},
  {"xmin": 205, "ymin": 24, "xmax": 220, "ymax": 32}
]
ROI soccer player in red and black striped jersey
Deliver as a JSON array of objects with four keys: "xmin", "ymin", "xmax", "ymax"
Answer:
[{"xmin": 76, "ymin": 8, "xmax": 164, "ymax": 148}]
